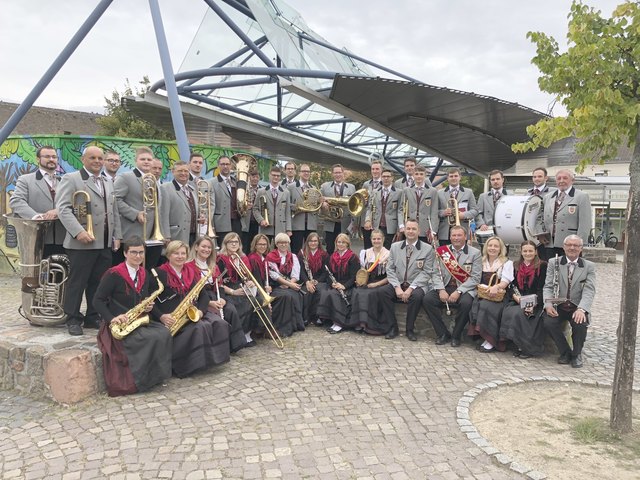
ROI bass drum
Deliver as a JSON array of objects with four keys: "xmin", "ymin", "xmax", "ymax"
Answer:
[{"xmin": 493, "ymin": 195, "xmax": 543, "ymax": 246}]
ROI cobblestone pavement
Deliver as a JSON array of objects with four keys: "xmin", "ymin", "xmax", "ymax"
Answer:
[{"xmin": 0, "ymin": 261, "xmax": 636, "ymax": 479}]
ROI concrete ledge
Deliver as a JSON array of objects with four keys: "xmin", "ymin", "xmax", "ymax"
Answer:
[{"xmin": 582, "ymin": 246, "xmax": 617, "ymax": 263}]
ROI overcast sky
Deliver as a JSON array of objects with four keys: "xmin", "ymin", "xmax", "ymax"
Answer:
[{"xmin": 0, "ymin": 0, "xmax": 623, "ymax": 116}]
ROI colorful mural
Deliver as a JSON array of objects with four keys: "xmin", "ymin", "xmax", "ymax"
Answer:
[{"xmin": 0, "ymin": 134, "xmax": 275, "ymax": 273}]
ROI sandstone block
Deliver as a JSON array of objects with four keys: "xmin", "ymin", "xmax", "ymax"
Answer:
[{"xmin": 44, "ymin": 349, "xmax": 97, "ymax": 404}]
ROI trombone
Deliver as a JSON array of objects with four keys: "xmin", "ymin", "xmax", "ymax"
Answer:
[
  {"xmin": 229, "ymin": 253, "xmax": 283, "ymax": 349},
  {"xmin": 72, "ymin": 190, "xmax": 94, "ymax": 240},
  {"xmin": 196, "ymin": 179, "xmax": 218, "ymax": 249},
  {"xmin": 141, "ymin": 173, "xmax": 165, "ymax": 244}
]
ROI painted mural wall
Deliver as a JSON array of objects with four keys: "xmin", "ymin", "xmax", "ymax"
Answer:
[{"xmin": 0, "ymin": 134, "xmax": 274, "ymax": 274}]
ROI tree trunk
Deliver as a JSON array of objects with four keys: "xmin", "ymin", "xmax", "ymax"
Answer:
[{"xmin": 610, "ymin": 126, "xmax": 640, "ymax": 434}]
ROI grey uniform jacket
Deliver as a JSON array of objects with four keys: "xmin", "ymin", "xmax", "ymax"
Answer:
[
  {"xmin": 540, "ymin": 187, "xmax": 592, "ymax": 248},
  {"xmin": 543, "ymin": 256, "xmax": 596, "ymax": 313},
  {"xmin": 476, "ymin": 189, "xmax": 508, "ymax": 227},
  {"xmin": 10, "ymin": 170, "xmax": 66, "ymax": 246},
  {"xmin": 394, "ymin": 176, "xmax": 433, "ymax": 190},
  {"xmin": 56, "ymin": 169, "xmax": 121, "ymax": 250},
  {"xmin": 399, "ymin": 185, "xmax": 440, "ymax": 235},
  {"xmin": 364, "ymin": 186, "xmax": 403, "ymax": 233},
  {"xmin": 240, "ymin": 185, "xmax": 260, "ymax": 232},
  {"xmin": 210, "ymin": 175, "xmax": 234, "ymax": 233},
  {"xmin": 319, "ymin": 181, "xmax": 356, "ymax": 233},
  {"xmin": 288, "ymin": 181, "xmax": 319, "ymax": 231},
  {"xmin": 527, "ymin": 185, "xmax": 556, "ymax": 196},
  {"xmin": 114, "ymin": 169, "xmax": 166, "ymax": 241},
  {"xmin": 386, "ymin": 239, "xmax": 438, "ymax": 293},
  {"xmin": 160, "ymin": 180, "xmax": 199, "ymax": 245},
  {"xmin": 432, "ymin": 244, "xmax": 482, "ymax": 297},
  {"xmin": 437, "ymin": 186, "xmax": 478, "ymax": 240},
  {"xmin": 253, "ymin": 185, "xmax": 292, "ymax": 237}
]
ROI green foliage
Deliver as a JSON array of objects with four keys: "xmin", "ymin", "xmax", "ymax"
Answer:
[
  {"xmin": 512, "ymin": 1, "xmax": 640, "ymax": 172},
  {"xmin": 97, "ymin": 77, "xmax": 175, "ymax": 141}
]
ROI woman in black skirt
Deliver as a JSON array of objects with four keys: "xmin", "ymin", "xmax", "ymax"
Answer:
[
  {"xmin": 349, "ymin": 229, "xmax": 391, "ymax": 334},
  {"xmin": 499, "ymin": 241, "xmax": 548, "ymax": 358},
  {"xmin": 469, "ymin": 236, "xmax": 514, "ymax": 352},
  {"xmin": 188, "ymin": 236, "xmax": 246, "ymax": 353},
  {"xmin": 216, "ymin": 232, "xmax": 256, "ymax": 346},
  {"xmin": 93, "ymin": 236, "xmax": 172, "ymax": 396},
  {"xmin": 318, "ymin": 233, "xmax": 360, "ymax": 334},
  {"xmin": 297, "ymin": 232, "xmax": 329, "ymax": 327},
  {"xmin": 265, "ymin": 232, "xmax": 305, "ymax": 336},
  {"xmin": 246, "ymin": 233, "xmax": 275, "ymax": 339},
  {"xmin": 152, "ymin": 240, "xmax": 230, "ymax": 378}
]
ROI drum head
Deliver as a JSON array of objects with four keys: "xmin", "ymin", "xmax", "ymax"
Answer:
[{"xmin": 493, "ymin": 195, "xmax": 542, "ymax": 245}]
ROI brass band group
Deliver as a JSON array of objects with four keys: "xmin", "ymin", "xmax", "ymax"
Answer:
[{"xmin": 9, "ymin": 145, "xmax": 596, "ymax": 397}]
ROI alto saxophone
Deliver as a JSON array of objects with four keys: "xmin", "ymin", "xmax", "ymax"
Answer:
[
  {"xmin": 110, "ymin": 269, "xmax": 164, "ymax": 340},
  {"xmin": 169, "ymin": 268, "xmax": 213, "ymax": 336}
]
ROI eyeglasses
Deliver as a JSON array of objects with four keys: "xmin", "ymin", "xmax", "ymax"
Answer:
[
  {"xmin": 227, "ymin": 240, "xmax": 239, "ymax": 244},
  {"xmin": 127, "ymin": 250, "xmax": 145, "ymax": 256},
  {"xmin": 106, "ymin": 158, "xmax": 121, "ymax": 163},
  {"xmin": 40, "ymin": 155, "xmax": 58, "ymax": 160}
]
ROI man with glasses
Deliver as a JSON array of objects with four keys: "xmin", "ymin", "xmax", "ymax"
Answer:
[
  {"xmin": 543, "ymin": 235, "xmax": 596, "ymax": 368},
  {"xmin": 160, "ymin": 162, "xmax": 201, "ymax": 246},
  {"xmin": 320, "ymin": 164, "xmax": 356, "ymax": 254},
  {"xmin": 398, "ymin": 165, "xmax": 439, "ymax": 244},
  {"xmin": 253, "ymin": 166, "xmax": 292, "ymax": 244},
  {"xmin": 288, "ymin": 163, "xmax": 318, "ymax": 253},
  {"xmin": 281, "ymin": 162, "xmax": 297, "ymax": 186},
  {"xmin": 364, "ymin": 168, "xmax": 402, "ymax": 248},
  {"xmin": 102, "ymin": 150, "xmax": 121, "ymax": 181},
  {"xmin": 211, "ymin": 155, "xmax": 242, "ymax": 241},
  {"xmin": 10, "ymin": 145, "xmax": 66, "ymax": 258}
]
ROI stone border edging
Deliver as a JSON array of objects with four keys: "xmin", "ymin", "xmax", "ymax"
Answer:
[{"xmin": 456, "ymin": 376, "xmax": 633, "ymax": 480}]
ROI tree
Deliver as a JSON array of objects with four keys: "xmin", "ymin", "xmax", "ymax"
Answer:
[
  {"xmin": 97, "ymin": 77, "xmax": 174, "ymax": 140},
  {"xmin": 512, "ymin": 1, "xmax": 640, "ymax": 434}
]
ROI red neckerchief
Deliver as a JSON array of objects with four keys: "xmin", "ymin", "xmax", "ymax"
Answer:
[
  {"xmin": 305, "ymin": 248, "xmax": 327, "ymax": 274},
  {"xmin": 266, "ymin": 250, "xmax": 293, "ymax": 276},
  {"xmin": 516, "ymin": 261, "xmax": 539, "ymax": 290},
  {"xmin": 108, "ymin": 262, "xmax": 146, "ymax": 295},
  {"xmin": 247, "ymin": 252, "xmax": 267, "ymax": 282},
  {"xmin": 217, "ymin": 254, "xmax": 249, "ymax": 283},
  {"xmin": 330, "ymin": 249, "xmax": 354, "ymax": 277},
  {"xmin": 436, "ymin": 245, "xmax": 471, "ymax": 284},
  {"xmin": 185, "ymin": 259, "xmax": 220, "ymax": 282},
  {"xmin": 159, "ymin": 262, "xmax": 198, "ymax": 295}
]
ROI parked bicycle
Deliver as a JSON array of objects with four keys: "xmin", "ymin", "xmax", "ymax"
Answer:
[{"xmin": 588, "ymin": 228, "xmax": 618, "ymax": 249}]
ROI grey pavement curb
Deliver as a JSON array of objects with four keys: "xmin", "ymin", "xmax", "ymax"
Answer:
[{"xmin": 456, "ymin": 377, "xmax": 640, "ymax": 480}]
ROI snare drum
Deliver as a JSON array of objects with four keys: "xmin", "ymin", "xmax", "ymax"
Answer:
[{"xmin": 493, "ymin": 195, "xmax": 543, "ymax": 245}]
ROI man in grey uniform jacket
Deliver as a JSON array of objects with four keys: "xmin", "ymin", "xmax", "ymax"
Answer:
[
  {"xmin": 56, "ymin": 146, "xmax": 121, "ymax": 335},
  {"xmin": 360, "ymin": 159, "xmax": 383, "ymax": 249},
  {"xmin": 253, "ymin": 166, "xmax": 292, "ymax": 243},
  {"xmin": 398, "ymin": 165, "xmax": 439, "ymax": 244},
  {"xmin": 543, "ymin": 235, "xmax": 596, "ymax": 368},
  {"xmin": 210, "ymin": 156, "xmax": 242, "ymax": 243},
  {"xmin": 437, "ymin": 168, "xmax": 478, "ymax": 245},
  {"xmin": 160, "ymin": 162, "xmax": 201, "ymax": 246},
  {"xmin": 320, "ymin": 164, "xmax": 356, "ymax": 254},
  {"xmin": 10, "ymin": 145, "xmax": 66, "ymax": 258},
  {"xmin": 288, "ymin": 164, "xmax": 318, "ymax": 254},
  {"xmin": 364, "ymin": 168, "xmax": 403, "ymax": 248}
]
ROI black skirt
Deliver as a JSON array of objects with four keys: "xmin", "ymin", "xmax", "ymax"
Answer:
[
  {"xmin": 349, "ymin": 284, "xmax": 391, "ymax": 334},
  {"xmin": 271, "ymin": 287, "xmax": 304, "ymax": 336},
  {"xmin": 470, "ymin": 296, "xmax": 507, "ymax": 350},
  {"xmin": 500, "ymin": 303, "xmax": 546, "ymax": 355},
  {"xmin": 317, "ymin": 287, "xmax": 352, "ymax": 325}
]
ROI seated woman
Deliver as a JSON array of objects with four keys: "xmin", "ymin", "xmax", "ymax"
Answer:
[
  {"xmin": 246, "ymin": 234, "xmax": 275, "ymax": 338},
  {"xmin": 469, "ymin": 236, "xmax": 514, "ymax": 352},
  {"xmin": 265, "ymin": 233, "xmax": 305, "ymax": 337},
  {"xmin": 152, "ymin": 240, "xmax": 230, "ymax": 378},
  {"xmin": 188, "ymin": 236, "xmax": 246, "ymax": 353},
  {"xmin": 93, "ymin": 236, "xmax": 172, "ymax": 396},
  {"xmin": 317, "ymin": 233, "xmax": 360, "ymax": 334},
  {"xmin": 500, "ymin": 240, "xmax": 548, "ymax": 358},
  {"xmin": 297, "ymin": 232, "xmax": 329, "ymax": 327},
  {"xmin": 349, "ymin": 229, "xmax": 390, "ymax": 335},
  {"xmin": 216, "ymin": 232, "xmax": 256, "ymax": 346}
]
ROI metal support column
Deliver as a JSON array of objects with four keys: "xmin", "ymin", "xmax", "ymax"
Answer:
[
  {"xmin": 148, "ymin": 0, "xmax": 191, "ymax": 161},
  {"xmin": 0, "ymin": 0, "xmax": 114, "ymax": 145}
]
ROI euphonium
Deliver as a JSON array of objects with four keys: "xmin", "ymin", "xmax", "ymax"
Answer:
[
  {"xmin": 72, "ymin": 190, "xmax": 94, "ymax": 240},
  {"xmin": 110, "ymin": 269, "xmax": 164, "ymax": 340},
  {"xmin": 169, "ymin": 268, "xmax": 212, "ymax": 336},
  {"xmin": 196, "ymin": 179, "xmax": 217, "ymax": 244},
  {"xmin": 4, "ymin": 215, "xmax": 70, "ymax": 326},
  {"xmin": 142, "ymin": 173, "xmax": 165, "ymax": 244},
  {"xmin": 231, "ymin": 153, "xmax": 258, "ymax": 215},
  {"xmin": 447, "ymin": 197, "xmax": 460, "ymax": 227}
]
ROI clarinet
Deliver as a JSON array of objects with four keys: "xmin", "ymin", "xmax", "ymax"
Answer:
[
  {"xmin": 301, "ymin": 250, "xmax": 317, "ymax": 287},
  {"xmin": 324, "ymin": 265, "xmax": 350, "ymax": 307},
  {"xmin": 215, "ymin": 268, "xmax": 227, "ymax": 321}
]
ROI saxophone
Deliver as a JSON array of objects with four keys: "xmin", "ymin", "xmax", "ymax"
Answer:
[
  {"xmin": 169, "ymin": 268, "xmax": 212, "ymax": 336},
  {"xmin": 110, "ymin": 269, "xmax": 164, "ymax": 340}
]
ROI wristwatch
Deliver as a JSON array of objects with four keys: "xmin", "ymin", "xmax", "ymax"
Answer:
[{"xmin": 456, "ymin": 290, "xmax": 463, "ymax": 295}]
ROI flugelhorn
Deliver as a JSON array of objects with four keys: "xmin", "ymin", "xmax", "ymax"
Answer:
[
  {"xmin": 322, "ymin": 189, "xmax": 369, "ymax": 220},
  {"xmin": 142, "ymin": 173, "xmax": 165, "ymax": 244},
  {"xmin": 196, "ymin": 179, "xmax": 218, "ymax": 247},
  {"xmin": 72, "ymin": 190, "xmax": 94, "ymax": 240}
]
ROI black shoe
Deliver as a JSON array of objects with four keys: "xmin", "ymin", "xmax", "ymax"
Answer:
[
  {"xmin": 245, "ymin": 340, "xmax": 257, "ymax": 347},
  {"xmin": 83, "ymin": 319, "xmax": 101, "ymax": 329},
  {"xmin": 329, "ymin": 327, "xmax": 343, "ymax": 335},
  {"xmin": 478, "ymin": 346, "xmax": 495, "ymax": 353},
  {"xmin": 571, "ymin": 354, "xmax": 583, "ymax": 368},
  {"xmin": 557, "ymin": 353, "xmax": 572, "ymax": 364},
  {"xmin": 519, "ymin": 353, "xmax": 532, "ymax": 359},
  {"xmin": 406, "ymin": 331, "xmax": 417, "ymax": 342},
  {"xmin": 451, "ymin": 338, "xmax": 461, "ymax": 347},
  {"xmin": 385, "ymin": 328, "xmax": 399, "ymax": 340},
  {"xmin": 513, "ymin": 350, "xmax": 521, "ymax": 357},
  {"xmin": 314, "ymin": 319, "xmax": 324, "ymax": 327},
  {"xmin": 435, "ymin": 333, "xmax": 451, "ymax": 345},
  {"xmin": 67, "ymin": 324, "xmax": 83, "ymax": 336}
]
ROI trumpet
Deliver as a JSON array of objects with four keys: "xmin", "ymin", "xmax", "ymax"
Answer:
[
  {"xmin": 447, "ymin": 197, "xmax": 460, "ymax": 227},
  {"xmin": 229, "ymin": 253, "xmax": 283, "ymax": 349},
  {"xmin": 142, "ymin": 173, "xmax": 165, "ymax": 244},
  {"xmin": 196, "ymin": 179, "xmax": 218, "ymax": 248},
  {"xmin": 72, "ymin": 190, "xmax": 94, "ymax": 240}
]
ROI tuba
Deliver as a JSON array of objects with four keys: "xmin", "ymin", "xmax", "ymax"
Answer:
[
  {"xmin": 231, "ymin": 153, "xmax": 258, "ymax": 215},
  {"xmin": 110, "ymin": 269, "xmax": 164, "ymax": 340},
  {"xmin": 196, "ymin": 179, "xmax": 218, "ymax": 247},
  {"xmin": 72, "ymin": 190, "xmax": 94, "ymax": 240},
  {"xmin": 168, "ymin": 268, "xmax": 212, "ymax": 336},
  {"xmin": 4, "ymin": 215, "xmax": 70, "ymax": 326},
  {"xmin": 322, "ymin": 189, "xmax": 370, "ymax": 221},
  {"xmin": 142, "ymin": 173, "xmax": 165, "ymax": 244}
]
